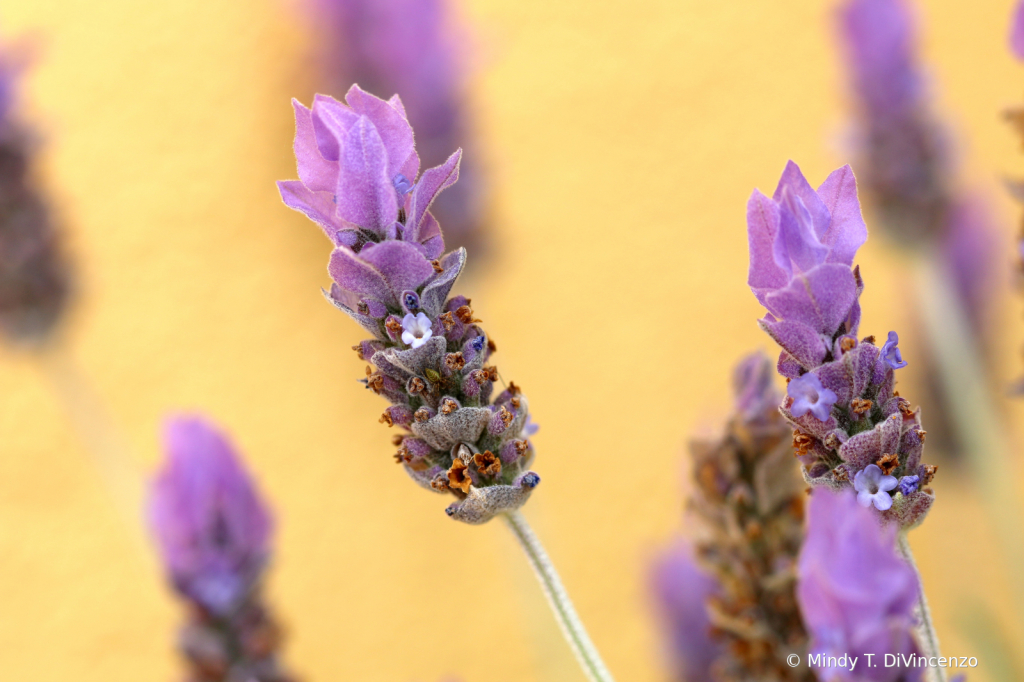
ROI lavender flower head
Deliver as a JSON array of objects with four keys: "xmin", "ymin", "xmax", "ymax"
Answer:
[
  {"xmin": 0, "ymin": 40, "xmax": 71, "ymax": 344},
  {"xmin": 149, "ymin": 416, "xmax": 272, "ymax": 614},
  {"xmin": 748, "ymin": 162, "xmax": 937, "ymax": 528},
  {"xmin": 278, "ymin": 87, "xmax": 537, "ymax": 524},
  {"xmin": 649, "ymin": 543, "xmax": 721, "ymax": 682},
  {"xmin": 797, "ymin": 489, "xmax": 920, "ymax": 681},
  {"xmin": 310, "ymin": 0, "xmax": 486, "ymax": 257}
]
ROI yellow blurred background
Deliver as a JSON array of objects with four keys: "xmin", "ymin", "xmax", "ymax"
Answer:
[{"xmin": 1, "ymin": 0, "xmax": 1023, "ymax": 680}]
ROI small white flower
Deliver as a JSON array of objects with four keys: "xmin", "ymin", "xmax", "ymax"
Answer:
[
  {"xmin": 401, "ymin": 312, "xmax": 433, "ymax": 348},
  {"xmin": 854, "ymin": 464, "xmax": 898, "ymax": 511}
]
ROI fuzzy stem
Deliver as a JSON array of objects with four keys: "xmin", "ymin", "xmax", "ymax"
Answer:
[
  {"xmin": 911, "ymin": 252, "xmax": 1024, "ymax": 640},
  {"xmin": 897, "ymin": 533, "xmax": 947, "ymax": 682},
  {"xmin": 503, "ymin": 510, "xmax": 615, "ymax": 682}
]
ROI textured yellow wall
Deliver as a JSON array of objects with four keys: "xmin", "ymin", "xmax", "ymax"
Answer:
[{"xmin": 1, "ymin": 0, "xmax": 1023, "ymax": 681}]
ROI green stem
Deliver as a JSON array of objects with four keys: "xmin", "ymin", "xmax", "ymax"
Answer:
[
  {"xmin": 897, "ymin": 533, "xmax": 947, "ymax": 682},
  {"xmin": 503, "ymin": 510, "xmax": 616, "ymax": 682}
]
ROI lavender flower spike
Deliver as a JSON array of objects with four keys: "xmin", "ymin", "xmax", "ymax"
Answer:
[
  {"xmin": 677, "ymin": 352, "xmax": 814, "ymax": 681},
  {"xmin": 279, "ymin": 87, "xmax": 616, "ymax": 682},
  {"xmin": 797, "ymin": 489, "xmax": 920, "ymax": 682},
  {"xmin": 748, "ymin": 162, "xmax": 938, "ymax": 529},
  {"xmin": 0, "ymin": 40, "xmax": 71, "ymax": 344},
  {"xmin": 310, "ymin": 0, "xmax": 487, "ymax": 257},
  {"xmin": 279, "ymin": 86, "xmax": 538, "ymax": 525},
  {"xmin": 149, "ymin": 416, "xmax": 296, "ymax": 682}
]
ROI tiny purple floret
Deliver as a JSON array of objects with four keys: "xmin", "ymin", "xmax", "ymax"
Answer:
[
  {"xmin": 787, "ymin": 372, "xmax": 838, "ymax": 422},
  {"xmin": 880, "ymin": 330, "xmax": 907, "ymax": 369},
  {"xmin": 401, "ymin": 312, "xmax": 433, "ymax": 348},
  {"xmin": 897, "ymin": 474, "xmax": 920, "ymax": 497},
  {"xmin": 854, "ymin": 463, "xmax": 898, "ymax": 511}
]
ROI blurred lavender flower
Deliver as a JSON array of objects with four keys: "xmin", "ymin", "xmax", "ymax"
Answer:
[
  {"xmin": 747, "ymin": 161, "xmax": 937, "ymax": 528},
  {"xmin": 278, "ymin": 87, "xmax": 537, "ymax": 525},
  {"xmin": 1012, "ymin": 0, "xmax": 1024, "ymax": 60},
  {"xmin": 839, "ymin": 0, "xmax": 999, "ymax": 328},
  {"xmin": 0, "ymin": 41, "xmax": 71, "ymax": 344},
  {"xmin": 797, "ymin": 489, "xmax": 921, "ymax": 682},
  {"xmin": 149, "ymin": 416, "xmax": 296, "ymax": 682},
  {"xmin": 309, "ymin": 0, "xmax": 487, "ymax": 258},
  {"xmin": 649, "ymin": 543, "xmax": 721, "ymax": 682},
  {"xmin": 660, "ymin": 352, "xmax": 813, "ymax": 682}
]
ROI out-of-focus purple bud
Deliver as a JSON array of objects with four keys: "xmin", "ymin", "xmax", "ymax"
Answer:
[
  {"xmin": 649, "ymin": 543, "xmax": 721, "ymax": 682},
  {"xmin": 149, "ymin": 415, "xmax": 272, "ymax": 615},
  {"xmin": 1012, "ymin": 1, "xmax": 1024, "ymax": 60},
  {"xmin": 0, "ymin": 40, "xmax": 71, "ymax": 344},
  {"xmin": 797, "ymin": 489, "xmax": 920, "ymax": 682}
]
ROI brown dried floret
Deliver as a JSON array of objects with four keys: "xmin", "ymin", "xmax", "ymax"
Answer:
[
  {"xmin": 877, "ymin": 453, "xmax": 899, "ymax": 476},
  {"xmin": 430, "ymin": 475, "xmax": 450, "ymax": 492},
  {"xmin": 497, "ymin": 405, "xmax": 513, "ymax": 427},
  {"xmin": 898, "ymin": 400, "xmax": 915, "ymax": 418},
  {"xmin": 357, "ymin": 301, "xmax": 370, "ymax": 316},
  {"xmin": 440, "ymin": 397, "xmax": 459, "ymax": 415},
  {"xmin": 510, "ymin": 396, "xmax": 521, "ymax": 409},
  {"xmin": 920, "ymin": 464, "xmax": 938, "ymax": 486},
  {"xmin": 487, "ymin": 338, "xmax": 497, "ymax": 354},
  {"xmin": 408, "ymin": 377, "xmax": 427, "ymax": 394},
  {"xmin": 391, "ymin": 434, "xmax": 405, "ymax": 447},
  {"xmin": 455, "ymin": 304, "xmax": 477, "ymax": 324},
  {"xmin": 473, "ymin": 450, "xmax": 502, "ymax": 476},
  {"xmin": 385, "ymin": 316, "xmax": 403, "ymax": 336},
  {"xmin": 793, "ymin": 431, "xmax": 814, "ymax": 457},
  {"xmin": 365, "ymin": 366, "xmax": 384, "ymax": 394},
  {"xmin": 379, "ymin": 411, "xmax": 394, "ymax": 427},
  {"xmin": 851, "ymin": 398, "xmax": 872, "ymax": 415},
  {"xmin": 430, "ymin": 259, "xmax": 443, "ymax": 273},
  {"xmin": 352, "ymin": 344, "xmax": 366, "ymax": 360},
  {"xmin": 862, "ymin": 335, "xmax": 876, "ymax": 344},
  {"xmin": 447, "ymin": 459, "xmax": 473, "ymax": 493},
  {"xmin": 840, "ymin": 337, "xmax": 857, "ymax": 353},
  {"xmin": 445, "ymin": 352, "xmax": 465, "ymax": 371},
  {"xmin": 414, "ymin": 407, "xmax": 432, "ymax": 423}
]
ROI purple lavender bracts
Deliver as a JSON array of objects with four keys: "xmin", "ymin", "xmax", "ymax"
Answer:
[
  {"xmin": 311, "ymin": 0, "xmax": 487, "ymax": 256},
  {"xmin": 279, "ymin": 86, "xmax": 537, "ymax": 524},
  {"xmin": 748, "ymin": 162, "xmax": 936, "ymax": 528},
  {"xmin": 797, "ymin": 489, "xmax": 921, "ymax": 682}
]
